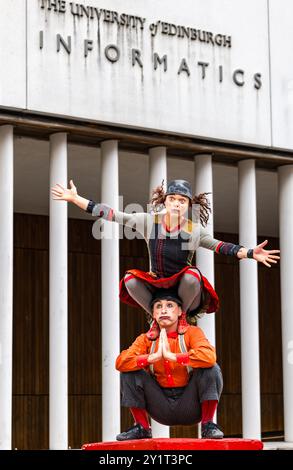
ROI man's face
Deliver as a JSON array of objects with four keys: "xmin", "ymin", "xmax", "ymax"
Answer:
[{"xmin": 152, "ymin": 299, "xmax": 182, "ymax": 329}]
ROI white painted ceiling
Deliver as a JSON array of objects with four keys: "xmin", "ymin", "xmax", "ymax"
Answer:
[{"xmin": 14, "ymin": 137, "xmax": 279, "ymax": 237}]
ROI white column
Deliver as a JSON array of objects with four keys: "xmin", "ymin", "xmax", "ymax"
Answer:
[
  {"xmin": 194, "ymin": 154, "xmax": 216, "ymax": 436},
  {"xmin": 149, "ymin": 147, "xmax": 167, "ymax": 194},
  {"xmin": 101, "ymin": 140, "xmax": 120, "ymax": 441},
  {"xmin": 238, "ymin": 159, "xmax": 261, "ymax": 439},
  {"xmin": 149, "ymin": 146, "xmax": 169, "ymax": 438},
  {"xmin": 194, "ymin": 154, "xmax": 215, "ymax": 346},
  {"xmin": 0, "ymin": 126, "xmax": 14, "ymax": 450},
  {"xmin": 49, "ymin": 133, "xmax": 68, "ymax": 449},
  {"xmin": 278, "ymin": 165, "xmax": 293, "ymax": 442}
]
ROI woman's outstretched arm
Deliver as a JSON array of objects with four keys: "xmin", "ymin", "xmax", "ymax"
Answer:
[
  {"xmin": 51, "ymin": 180, "xmax": 150, "ymax": 237},
  {"xmin": 199, "ymin": 226, "xmax": 280, "ymax": 267},
  {"xmin": 51, "ymin": 180, "xmax": 89, "ymax": 210}
]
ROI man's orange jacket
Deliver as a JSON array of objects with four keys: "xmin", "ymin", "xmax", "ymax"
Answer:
[{"xmin": 116, "ymin": 326, "xmax": 216, "ymax": 388}]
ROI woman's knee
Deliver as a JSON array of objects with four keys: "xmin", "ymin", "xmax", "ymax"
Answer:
[
  {"xmin": 180, "ymin": 269, "xmax": 201, "ymax": 288},
  {"xmin": 124, "ymin": 275, "xmax": 140, "ymax": 293}
]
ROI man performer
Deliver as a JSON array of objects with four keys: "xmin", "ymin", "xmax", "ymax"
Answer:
[{"xmin": 115, "ymin": 288, "xmax": 224, "ymax": 440}]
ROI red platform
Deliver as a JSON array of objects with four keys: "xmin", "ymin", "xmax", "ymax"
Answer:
[{"xmin": 82, "ymin": 438, "xmax": 263, "ymax": 451}]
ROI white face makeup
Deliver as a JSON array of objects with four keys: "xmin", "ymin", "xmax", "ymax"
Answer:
[
  {"xmin": 165, "ymin": 194, "xmax": 189, "ymax": 218},
  {"xmin": 152, "ymin": 299, "xmax": 182, "ymax": 330}
]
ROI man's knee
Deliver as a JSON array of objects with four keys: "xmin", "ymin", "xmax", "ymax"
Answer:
[
  {"xmin": 120, "ymin": 371, "xmax": 148, "ymax": 408},
  {"xmin": 193, "ymin": 364, "xmax": 223, "ymax": 384},
  {"xmin": 203, "ymin": 363, "xmax": 221, "ymax": 376},
  {"xmin": 120, "ymin": 370, "xmax": 148, "ymax": 389},
  {"xmin": 201, "ymin": 364, "xmax": 223, "ymax": 390}
]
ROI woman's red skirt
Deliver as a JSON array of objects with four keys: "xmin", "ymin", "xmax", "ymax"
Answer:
[{"xmin": 119, "ymin": 265, "xmax": 219, "ymax": 314}]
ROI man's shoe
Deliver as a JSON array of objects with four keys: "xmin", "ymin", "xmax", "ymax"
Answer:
[
  {"xmin": 116, "ymin": 423, "xmax": 152, "ymax": 441},
  {"xmin": 201, "ymin": 421, "xmax": 224, "ymax": 439}
]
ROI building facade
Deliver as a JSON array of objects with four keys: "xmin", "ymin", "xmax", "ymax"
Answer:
[{"xmin": 0, "ymin": 0, "xmax": 292, "ymax": 449}]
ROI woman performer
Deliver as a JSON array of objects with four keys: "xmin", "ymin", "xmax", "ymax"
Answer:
[{"xmin": 51, "ymin": 179, "xmax": 280, "ymax": 339}]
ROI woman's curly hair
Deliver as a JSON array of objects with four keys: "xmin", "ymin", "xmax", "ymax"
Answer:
[{"xmin": 150, "ymin": 180, "xmax": 211, "ymax": 227}]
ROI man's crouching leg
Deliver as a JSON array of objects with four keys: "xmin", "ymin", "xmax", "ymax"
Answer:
[
  {"xmin": 196, "ymin": 364, "xmax": 224, "ymax": 439},
  {"xmin": 116, "ymin": 371, "xmax": 152, "ymax": 441}
]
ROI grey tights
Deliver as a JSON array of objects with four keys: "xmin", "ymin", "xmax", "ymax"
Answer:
[{"xmin": 124, "ymin": 269, "xmax": 202, "ymax": 315}]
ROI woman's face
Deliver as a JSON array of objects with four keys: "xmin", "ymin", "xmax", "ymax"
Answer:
[{"xmin": 165, "ymin": 194, "xmax": 189, "ymax": 217}]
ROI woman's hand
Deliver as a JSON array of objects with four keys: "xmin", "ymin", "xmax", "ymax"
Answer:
[
  {"xmin": 51, "ymin": 180, "xmax": 78, "ymax": 203},
  {"xmin": 252, "ymin": 240, "xmax": 280, "ymax": 267}
]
